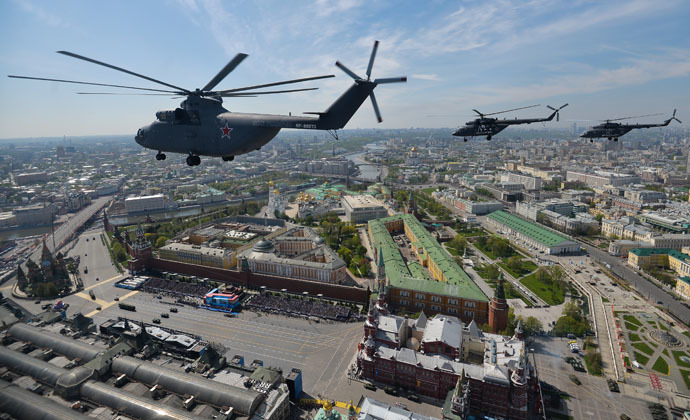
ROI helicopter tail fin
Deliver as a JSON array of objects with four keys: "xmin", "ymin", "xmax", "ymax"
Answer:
[{"xmin": 316, "ymin": 41, "xmax": 406, "ymax": 130}]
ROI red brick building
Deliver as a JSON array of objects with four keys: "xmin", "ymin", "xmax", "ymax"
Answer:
[{"xmin": 357, "ymin": 295, "xmax": 534, "ymax": 419}]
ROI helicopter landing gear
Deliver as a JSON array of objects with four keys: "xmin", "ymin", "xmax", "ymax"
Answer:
[
  {"xmin": 486, "ymin": 135, "xmax": 492, "ymax": 141},
  {"xmin": 590, "ymin": 139, "xmax": 593, "ymax": 143},
  {"xmin": 463, "ymin": 137, "xmax": 468, "ymax": 142},
  {"xmin": 222, "ymin": 156, "xmax": 234, "ymax": 162},
  {"xmin": 607, "ymin": 137, "xmax": 612, "ymax": 141},
  {"xmin": 613, "ymin": 138, "xmax": 618, "ymax": 142},
  {"xmin": 155, "ymin": 152, "xmax": 166, "ymax": 161},
  {"xmin": 186, "ymin": 155, "xmax": 201, "ymax": 166}
]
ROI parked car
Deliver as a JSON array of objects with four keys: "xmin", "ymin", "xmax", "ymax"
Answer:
[
  {"xmin": 161, "ymin": 313, "xmax": 169, "ymax": 318},
  {"xmin": 569, "ymin": 374, "xmax": 581, "ymax": 385},
  {"xmin": 170, "ymin": 307, "xmax": 178, "ymax": 313},
  {"xmin": 406, "ymin": 394, "xmax": 420, "ymax": 402},
  {"xmin": 363, "ymin": 383, "xmax": 376, "ymax": 391},
  {"xmin": 384, "ymin": 386, "xmax": 398, "ymax": 396},
  {"xmin": 152, "ymin": 318, "xmax": 161, "ymax": 324}
]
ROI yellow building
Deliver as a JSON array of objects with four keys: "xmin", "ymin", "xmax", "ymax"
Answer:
[
  {"xmin": 676, "ymin": 277, "xmax": 690, "ymax": 300},
  {"xmin": 628, "ymin": 248, "xmax": 690, "ymax": 278},
  {"xmin": 159, "ymin": 243, "xmax": 233, "ymax": 269}
]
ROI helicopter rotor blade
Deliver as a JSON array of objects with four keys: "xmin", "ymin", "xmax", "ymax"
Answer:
[
  {"xmin": 216, "ymin": 74, "xmax": 334, "ymax": 94},
  {"xmin": 370, "ymin": 91, "xmax": 382, "ymax": 123},
  {"xmin": 7, "ymin": 75, "xmax": 183, "ymax": 94},
  {"xmin": 606, "ymin": 113, "xmax": 664, "ymax": 122},
  {"xmin": 483, "ymin": 104, "xmax": 540, "ymax": 116},
  {"xmin": 220, "ymin": 87, "xmax": 318, "ymax": 96},
  {"xmin": 366, "ymin": 40, "xmax": 379, "ymax": 80},
  {"xmin": 335, "ymin": 61, "xmax": 362, "ymax": 80},
  {"xmin": 76, "ymin": 92, "xmax": 176, "ymax": 95},
  {"xmin": 57, "ymin": 51, "xmax": 191, "ymax": 94},
  {"xmin": 201, "ymin": 53, "xmax": 248, "ymax": 92},
  {"xmin": 472, "ymin": 109, "xmax": 484, "ymax": 118},
  {"xmin": 373, "ymin": 77, "xmax": 407, "ymax": 84}
]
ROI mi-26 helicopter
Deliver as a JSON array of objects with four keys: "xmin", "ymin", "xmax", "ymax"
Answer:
[
  {"xmin": 452, "ymin": 103, "xmax": 568, "ymax": 141},
  {"xmin": 9, "ymin": 41, "xmax": 405, "ymax": 166},
  {"xmin": 580, "ymin": 110, "xmax": 681, "ymax": 142}
]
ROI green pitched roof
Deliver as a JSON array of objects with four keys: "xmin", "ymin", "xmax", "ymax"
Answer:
[
  {"xmin": 630, "ymin": 248, "xmax": 690, "ymax": 262},
  {"xmin": 368, "ymin": 214, "xmax": 488, "ymax": 302},
  {"xmin": 487, "ymin": 210, "xmax": 575, "ymax": 247}
]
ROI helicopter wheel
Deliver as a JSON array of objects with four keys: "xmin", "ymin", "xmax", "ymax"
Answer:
[
  {"xmin": 463, "ymin": 138, "xmax": 467, "ymax": 142},
  {"xmin": 607, "ymin": 137, "xmax": 612, "ymax": 141},
  {"xmin": 614, "ymin": 138, "xmax": 618, "ymax": 142},
  {"xmin": 590, "ymin": 139, "xmax": 593, "ymax": 143},
  {"xmin": 486, "ymin": 135, "xmax": 492, "ymax": 141},
  {"xmin": 186, "ymin": 155, "xmax": 201, "ymax": 166},
  {"xmin": 156, "ymin": 152, "xmax": 166, "ymax": 161},
  {"xmin": 222, "ymin": 156, "xmax": 234, "ymax": 162}
]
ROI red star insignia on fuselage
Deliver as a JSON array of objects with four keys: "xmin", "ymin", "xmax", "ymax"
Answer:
[{"xmin": 220, "ymin": 123, "xmax": 233, "ymax": 138}]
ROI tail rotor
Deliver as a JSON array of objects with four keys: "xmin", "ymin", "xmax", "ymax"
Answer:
[
  {"xmin": 671, "ymin": 109, "xmax": 682, "ymax": 124},
  {"xmin": 335, "ymin": 40, "xmax": 406, "ymax": 122},
  {"xmin": 547, "ymin": 103, "xmax": 569, "ymax": 122}
]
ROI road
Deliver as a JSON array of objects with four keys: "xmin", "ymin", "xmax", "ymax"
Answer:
[
  {"xmin": 578, "ymin": 241, "xmax": 690, "ymax": 323},
  {"xmin": 23, "ymin": 196, "xmax": 112, "ymax": 270}
]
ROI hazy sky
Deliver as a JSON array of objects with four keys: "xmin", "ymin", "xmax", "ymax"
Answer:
[{"xmin": 1, "ymin": 0, "xmax": 689, "ymax": 138}]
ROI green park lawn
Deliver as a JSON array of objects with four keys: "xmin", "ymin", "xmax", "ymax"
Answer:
[
  {"xmin": 632, "ymin": 342, "xmax": 655, "ymax": 356},
  {"xmin": 673, "ymin": 350, "xmax": 690, "ymax": 368},
  {"xmin": 625, "ymin": 322, "xmax": 639, "ymax": 332},
  {"xmin": 499, "ymin": 259, "xmax": 538, "ymax": 279},
  {"xmin": 634, "ymin": 352, "xmax": 650, "ymax": 366},
  {"xmin": 520, "ymin": 272, "xmax": 565, "ymax": 305},
  {"xmin": 624, "ymin": 315, "xmax": 642, "ymax": 326},
  {"xmin": 651, "ymin": 356, "xmax": 670, "ymax": 375}
]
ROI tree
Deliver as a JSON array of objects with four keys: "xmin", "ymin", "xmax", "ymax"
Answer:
[
  {"xmin": 535, "ymin": 267, "xmax": 551, "ymax": 283},
  {"xmin": 506, "ymin": 256, "xmax": 523, "ymax": 273},
  {"xmin": 523, "ymin": 316, "xmax": 543, "ymax": 337},
  {"xmin": 484, "ymin": 264, "xmax": 500, "ymax": 280},
  {"xmin": 155, "ymin": 236, "xmax": 169, "ymax": 248}
]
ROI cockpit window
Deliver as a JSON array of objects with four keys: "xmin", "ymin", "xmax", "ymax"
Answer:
[{"xmin": 173, "ymin": 108, "xmax": 201, "ymax": 125}]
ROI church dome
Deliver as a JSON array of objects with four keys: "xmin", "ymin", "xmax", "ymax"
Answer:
[{"xmin": 253, "ymin": 240, "xmax": 274, "ymax": 252}]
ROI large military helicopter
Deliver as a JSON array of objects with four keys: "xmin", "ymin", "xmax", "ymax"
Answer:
[
  {"xmin": 580, "ymin": 110, "xmax": 681, "ymax": 142},
  {"xmin": 452, "ymin": 103, "xmax": 568, "ymax": 141},
  {"xmin": 9, "ymin": 41, "xmax": 405, "ymax": 166}
]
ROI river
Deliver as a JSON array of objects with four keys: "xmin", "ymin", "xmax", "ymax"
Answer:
[{"xmin": 346, "ymin": 149, "xmax": 384, "ymax": 181}]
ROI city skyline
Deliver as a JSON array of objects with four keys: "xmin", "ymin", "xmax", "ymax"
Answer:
[{"xmin": 1, "ymin": 0, "xmax": 689, "ymax": 138}]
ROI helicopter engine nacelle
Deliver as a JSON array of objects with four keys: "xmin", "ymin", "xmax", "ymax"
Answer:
[{"xmin": 155, "ymin": 110, "xmax": 174, "ymax": 122}]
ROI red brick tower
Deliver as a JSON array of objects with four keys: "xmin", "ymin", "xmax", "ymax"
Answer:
[
  {"xmin": 128, "ymin": 224, "xmax": 152, "ymax": 273},
  {"xmin": 489, "ymin": 273, "xmax": 509, "ymax": 333}
]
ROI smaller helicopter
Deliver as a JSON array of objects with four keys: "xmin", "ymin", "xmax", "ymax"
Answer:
[
  {"xmin": 452, "ymin": 103, "xmax": 568, "ymax": 141},
  {"xmin": 580, "ymin": 110, "xmax": 681, "ymax": 142}
]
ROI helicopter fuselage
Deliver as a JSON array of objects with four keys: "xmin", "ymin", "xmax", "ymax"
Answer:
[{"xmin": 135, "ymin": 96, "xmax": 323, "ymax": 157}]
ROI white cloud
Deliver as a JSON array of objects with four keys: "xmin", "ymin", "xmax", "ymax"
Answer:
[
  {"xmin": 448, "ymin": 50, "xmax": 690, "ymax": 108},
  {"xmin": 412, "ymin": 73, "xmax": 441, "ymax": 81},
  {"xmin": 313, "ymin": 0, "xmax": 363, "ymax": 17},
  {"xmin": 13, "ymin": 0, "xmax": 68, "ymax": 28}
]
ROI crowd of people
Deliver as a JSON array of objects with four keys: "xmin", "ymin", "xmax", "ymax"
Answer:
[
  {"xmin": 246, "ymin": 293, "xmax": 354, "ymax": 321},
  {"xmin": 142, "ymin": 277, "xmax": 212, "ymax": 298}
]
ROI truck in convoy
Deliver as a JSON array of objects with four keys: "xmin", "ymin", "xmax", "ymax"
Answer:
[{"xmin": 118, "ymin": 303, "xmax": 136, "ymax": 312}]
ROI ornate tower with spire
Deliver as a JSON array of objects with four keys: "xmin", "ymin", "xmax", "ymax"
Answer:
[
  {"xmin": 489, "ymin": 272, "xmax": 509, "ymax": 333},
  {"xmin": 510, "ymin": 350, "xmax": 529, "ymax": 414},
  {"xmin": 128, "ymin": 224, "xmax": 152, "ymax": 273},
  {"xmin": 451, "ymin": 368, "xmax": 471, "ymax": 419},
  {"xmin": 376, "ymin": 246, "xmax": 386, "ymax": 292},
  {"xmin": 405, "ymin": 190, "xmax": 418, "ymax": 217}
]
